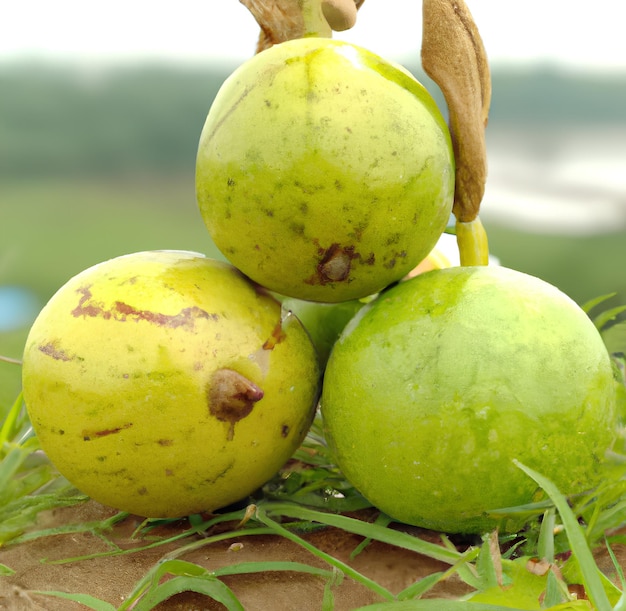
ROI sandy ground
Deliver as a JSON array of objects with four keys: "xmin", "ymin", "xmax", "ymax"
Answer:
[
  {"xmin": 0, "ymin": 500, "xmax": 475, "ymax": 610},
  {"xmin": 2, "ymin": 498, "xmax": 626, "ymax": 610}
]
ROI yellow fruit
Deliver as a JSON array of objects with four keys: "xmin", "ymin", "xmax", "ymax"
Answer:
[
  {"xmin": 22, "ymin": 251, "xmax": 320, "ymax": 517},
  {"xmin": 321, "ymin": 266, "xmax": 620, "ymax": 533},
  {"xmin": 196, "ymin": 37, "xmax": 454, "ymax": 302}
]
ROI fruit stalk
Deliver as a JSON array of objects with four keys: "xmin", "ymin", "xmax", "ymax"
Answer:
[
  {"xmin": 456, "ymin": 217, "xmax": 489, "ymax": 266},
  {"xmin": 421, "ymin": 0, "xmax": 491, "ymax": 265},
  {"xmin": 300, "ymin": 0, "xmax": 332, "ymax": 37},
  {"xmin": 241, "ymin": 0, "xmax": 362, "ymax": 52}
]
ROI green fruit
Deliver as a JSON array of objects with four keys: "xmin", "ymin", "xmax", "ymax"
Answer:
[
  {"xmin": 321, "ymin": 266, "xmax": 620, "ymax": 533},
  {"xmin": 196, "ymin": 37, "xmax": 454, "ymax": 303},
  {"xmin": 22, "ymin": 251, "xmax": 320, "ymax": 518},
  {"xmin": 280, "ymin": 296, "xmax": 366, "ymax": 368}
]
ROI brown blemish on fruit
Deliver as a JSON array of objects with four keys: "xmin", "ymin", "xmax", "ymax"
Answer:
[
  {"xmin": 290, "ymin": 222, "xmax": 305, "ymax": 236},
  {"xmin": 208, "ymin": 369, "xmax": 264, "ymax": 441},
  {"xmin": 383, "ymin": 251, "xmax": 408, "ymax": 269},
  {"xmin": 281, "ymin": 424, "xmax": 290, "ymax": 438},
  {"xmin": 321, "ymin": 244, "xmax": 353, "ymax": 282},
  {"xmin": 206, "ymin": 461, "xmax": 236, "ymax": 485},
  {"xmin": 71, "ymin": 286, "xmax": 217, "ymax": 331},
  {"xmin": 307, "ymin": 243, "xmax": 352, "ymax": 285},
  {"xmin": 137, "ymin": 487, "xmax": 148, "ymax": 496},
  {"xmin": 263, "ymin": 321, "xmax": 287, "ymax": 350},
  {"xmin": 83, "ymin": 422, "xmax": 133, "ymax": 441},
  {"xmin": 39, "ymin": 341, "xmax": 73, "ymax": 362},
  {"xmin": 306, "ymin": 243, "xmax": 375, "ymax": 285},
  {"xmin": 157, "ymin": 439, "xmax": 174, "ymax": 446},
  {"xmin": 364, "ymin": 252, "xmax": 376, "ymax": 265}
]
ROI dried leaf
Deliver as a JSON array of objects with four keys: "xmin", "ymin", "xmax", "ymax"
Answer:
[{"xmin": 421, "ymin": 0, "xmax": 491, "ymax": 222}]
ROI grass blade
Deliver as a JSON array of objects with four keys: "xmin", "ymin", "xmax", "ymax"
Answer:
[
  {"xmin": 513, "ymin": 460, "xmax": 612, "ymax": 611},
  {"xmin": 397, "ymin": 572, "xmax": 445, "ymax": 600},
  {"xmin": 261, "ymin": 502, "xmax": 463, "ymax": 565},
  {"xmin": 255, "ymin": 504, "xmax": 395, "ymax": 601},
  {"xmin": 322, "ymin": 568, "xmax": 343, "ymax": 611},
  {"xmin": 538, "ymin": 508, "xmax": 556, "ymax": 563},
  {"xmin": 440, "ymin": 534, "xmax": 481, "ymax": 590},
  {"xmin": 353, "ymin": 601, "xmax": 530, "ymax": 610},
  {"xmin": 582, "ymin": 293, "xmax": 617, "ymax": 316},
  {"xmin": 396, "ymin": 546, "xmax": 480, "ymax": 600},
  {"xmin": 350, "ymin": 512, "xmax": 393, "ymax": 560},
  {"xmin": 31, "ymin": 591, "xmax": 115, "ymax": 611},
  {"xmin": 133, "ymin": 574, "xmax": 244, "ymax": 611},
  {"xmin": 0, "ymin": 563, "xmax": 15, "ymax": 576},
  {"xmin": 543, "ymin": 568, "xmax": 569, "ymax": 606},
  {"xmin": 594, "ymin": 305, "xmax": 626, "ymax": 331},
  {"xmin": 604, "ymin": 537, "xmax": 626, "ymax": 611},
  {"xmin": 475, "ymin": 532, "xmax": 501, "ymax": 590},
  {"xmin": 0, "ymin": 393, "xmax": 24, "ymax": 449},
  {"xmin": 213, "ymin": 560, "xmax": 333, "ymax": 579}
]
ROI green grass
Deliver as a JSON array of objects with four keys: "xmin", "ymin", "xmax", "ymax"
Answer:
[{"xmin": 4, "ymin": 411, "xmax": 626, "ymax": 609}]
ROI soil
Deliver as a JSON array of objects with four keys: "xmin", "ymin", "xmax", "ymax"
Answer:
[
  {"xmin": 1, "ymin": 500, "xmax": 625, "ymax": 610},
  {"xmin": 0, "ymin": 500, "xmax": 476, "ymax": 610}
]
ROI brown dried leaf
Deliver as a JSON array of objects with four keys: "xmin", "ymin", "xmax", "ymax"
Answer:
[
  {"xmin": 526, "ymin": 557, "xmax": 552, "ymax": 576},
  {"xmin": 240, "ymin": 0, "xmax": 306, "ymax": 52},
  {"xmin": 488, "ymin": 529, "xmax": 504, "ymax": 586},
  {"xmin": 421, "ymin": 0, "xmax": 491, "ymax": 222}
]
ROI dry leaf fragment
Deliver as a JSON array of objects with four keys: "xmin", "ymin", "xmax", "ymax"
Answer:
[
  {"xmin": 487, "ymin": 529, "xmax": 504, "ymax": 586},
  {"xmin": 241, "ymin": 0, "xmax": 307, "ymax": 52},
  {"xmin": 421, "ymin": 0, "xmax": 491, "ymax": 223},
  {"xmin": 526, "ymin": 557, "xmax": 552, "ymax": 576}
]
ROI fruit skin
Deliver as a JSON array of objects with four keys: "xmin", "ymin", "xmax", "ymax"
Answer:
[
  {"xmin": 22, "ymin": 251, "xmax": 320, "ymax": 518},
  {"xmin": 196, "ymin": 37, "xmax": 454, "ymax": 303},
  {"xmin": 321, "ymin": 266, "xmax": 620, "ymax": 534}
]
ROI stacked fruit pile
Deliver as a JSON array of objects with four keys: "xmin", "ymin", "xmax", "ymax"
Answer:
[{"xmin": 20, "ymin": 1, "xmax": 621, "ymax": 534}]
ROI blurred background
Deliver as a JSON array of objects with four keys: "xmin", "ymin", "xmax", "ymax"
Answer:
[{"xmin": 1, "ymin": 0, "xmax": 626, "ymax": 408}]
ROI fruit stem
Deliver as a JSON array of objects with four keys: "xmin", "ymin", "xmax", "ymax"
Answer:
[
  {"xmin": 241, "ymin": 0, "xmax": 345, "ymax": 52},
  {"xmin": 456, "ymin": 216, "xmax": 489, "ymax": 266},
  {"xmin": 300, "ymin": 0, "xmax": 333, "ymax": 37}
]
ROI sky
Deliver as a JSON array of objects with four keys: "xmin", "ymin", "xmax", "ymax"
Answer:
[{"xmin": 2, "ymin": 1, "xmax": 626, "ymax": 73}]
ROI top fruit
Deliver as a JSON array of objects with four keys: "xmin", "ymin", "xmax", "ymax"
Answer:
[{"xmin": 196, "ymin": 37, "xmax": 454, "ymax": 302}]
